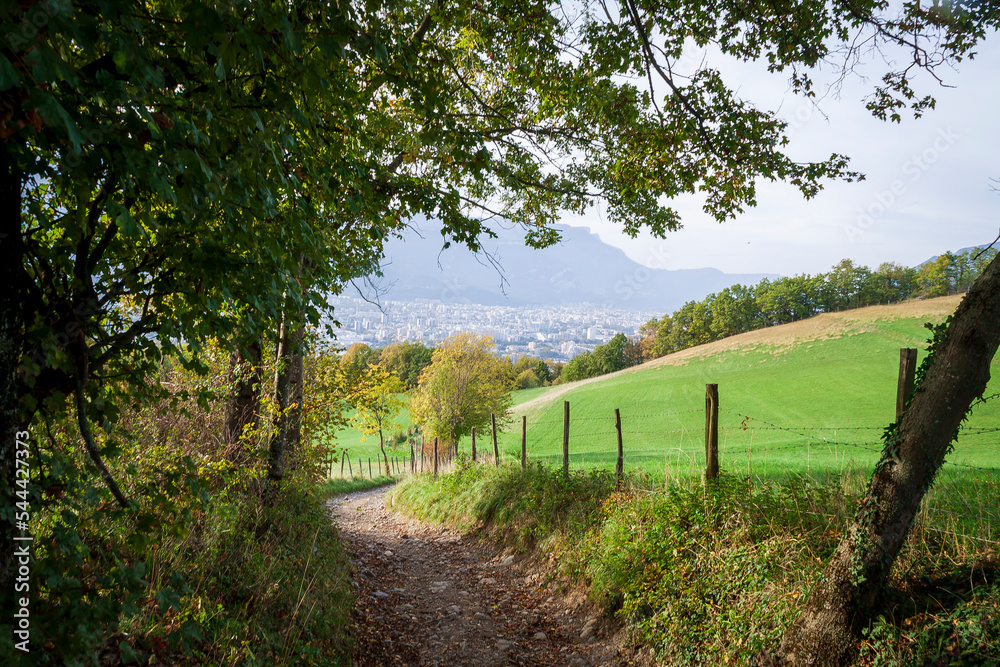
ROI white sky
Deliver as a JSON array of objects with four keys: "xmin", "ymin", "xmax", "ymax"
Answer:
[{"xmin": 565, "ymin": 35, "xmax": 1000, "ymax": 276}]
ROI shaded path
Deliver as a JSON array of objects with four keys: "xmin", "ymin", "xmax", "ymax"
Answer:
[{"xmin": 329, "ymin": 487, "xmax": 637, "ymax": 666}]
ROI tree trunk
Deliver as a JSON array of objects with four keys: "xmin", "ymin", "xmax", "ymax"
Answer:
[
  {"xmin": 225, "ymin": 339, "xmax": 262, "ymax": 455},
  {"xmin": 285, "ymin": 323, "xmax": 304, "ymax": 468},
  {"xmin": 767, "ymin": 253, "xmax": 1000, "ymax": 666},
  {"xmin": 379, "ymin": 426, "xmax": 390, "ymax": 476},
  {"xmin": 267, "ymin": 314, "xmax": 291, "ymax": 484},
  {"xmin": 267, "ymin": 312, "xmax": 304, "ymax": 485}
]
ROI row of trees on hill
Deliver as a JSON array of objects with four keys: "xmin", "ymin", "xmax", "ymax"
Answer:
[
  {"xmin": 639, "ymin": 251, "xmax": 998, "ymax": 360},
  {"xmin": 562, "ymin": 333, "xmax": 644, "ymax": 382}
]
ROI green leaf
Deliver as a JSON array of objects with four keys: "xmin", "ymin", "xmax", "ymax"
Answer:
[
  {"xmin": 0, "ymin": 54, "xmax": 20, "ymax": 90},
  {"xmin": 107, "ymin": 201, "xmax": 141, "ymax": 238},
  {"xmin": 31, "ymin": 91, "xmax": 85, "ymax": 151}
]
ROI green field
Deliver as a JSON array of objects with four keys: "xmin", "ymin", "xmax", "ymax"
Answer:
[{"xmin": 328, "ymin": 296, "xmax": 1000, "ymax": 484}]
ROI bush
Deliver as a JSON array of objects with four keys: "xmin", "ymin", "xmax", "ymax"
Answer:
[{"xmin": 1, "ymin": 344, "xmax": 355, "ymax": 666}]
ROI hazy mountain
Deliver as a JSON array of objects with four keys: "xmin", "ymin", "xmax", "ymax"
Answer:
[
  {"xmin": 920, "ymin": 244, "xmax": 990, "ymax": 266},
  {"xmin": 363, "ymin": 220, "xmax": 777, "ymax": 314}
]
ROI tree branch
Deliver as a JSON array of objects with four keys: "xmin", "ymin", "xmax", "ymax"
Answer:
[{"xmin": 74, "ymin": 337, "xmax": 129, "ymax": 509}]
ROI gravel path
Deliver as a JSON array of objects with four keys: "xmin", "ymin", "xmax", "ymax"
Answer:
[{"xmin": 330, "ymin": 486, "xmax": 642, "ymax": 666}]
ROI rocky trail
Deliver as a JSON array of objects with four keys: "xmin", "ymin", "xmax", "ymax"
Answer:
[{"xmin": 329, "ymin": 486, "xmax": 645, "ymax": 667}]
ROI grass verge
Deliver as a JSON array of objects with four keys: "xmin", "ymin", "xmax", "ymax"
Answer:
[{"xmin": 391, "ymin": 462, "xmax": 999, "ymax": 665}]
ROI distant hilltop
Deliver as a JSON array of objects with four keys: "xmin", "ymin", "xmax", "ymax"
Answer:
[{"xmin": 365, "ymin": 219, "xmax": 777, "ymax": 313}]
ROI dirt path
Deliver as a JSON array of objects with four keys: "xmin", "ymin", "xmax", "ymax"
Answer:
[{"xmin": 329, "ymin": 486, "xmax": 639, "ymax": 666}]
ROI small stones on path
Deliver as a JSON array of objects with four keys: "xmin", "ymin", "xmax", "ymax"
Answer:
[{"xmin": 329, "ymin": 488, "xmax": 626, "ymax": 666}]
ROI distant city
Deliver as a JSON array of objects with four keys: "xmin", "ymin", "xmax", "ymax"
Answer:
[{"xmin": 326, "ymin": 296, "xmax": 657, "ymax": 361}]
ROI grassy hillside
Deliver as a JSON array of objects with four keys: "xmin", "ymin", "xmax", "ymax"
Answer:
[{"xmin": 488, "ymin": 295, "xmax": 1000, "ymax": 479}]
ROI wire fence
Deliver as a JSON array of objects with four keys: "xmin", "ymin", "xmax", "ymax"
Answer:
[{"xmin": 322, "ymin": 386, "xmax": 999, "ymax": 549}]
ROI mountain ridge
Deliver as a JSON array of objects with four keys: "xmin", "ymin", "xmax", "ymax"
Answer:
[{"xmin": 366, "ymin": 220, "xmax": 778, "ymax": 313}]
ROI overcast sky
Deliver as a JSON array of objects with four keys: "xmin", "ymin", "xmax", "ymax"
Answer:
[{"xmin": 564, "ymin": 34, "xmax": 1000, "ymax": 277}]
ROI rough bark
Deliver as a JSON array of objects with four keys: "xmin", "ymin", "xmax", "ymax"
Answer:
[
  {"xmin": 267, "ymin": 314, "xmax": 304, "ymax": 484},
  {"xmin": 224, "ymin": 339, "xmax": 263, "ymax": 455},
  {"xmin": 267, "ymin": 315, "xmax": 291, "ymax": 484},
  {"xmin": 767, "ymin": 252, "xmax": 1000, "ymax": 666}
]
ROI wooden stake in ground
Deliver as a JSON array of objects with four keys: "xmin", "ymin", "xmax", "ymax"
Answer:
[
  {"xmin": 471, "ymin": 427, "xmax": 477, "ymax": 462},
  {"xmin": 492, "ymin": 413, "xmax": 499, "ymax": 466},
  {"xmin": 562, "ymin": 400, "xmax": 570, "ymax": 479},
  {"xmin": 615, "ymin": 408, "xmax": 624, "ymax": 482},
  {"xmin": 433, "ymin": 437, "xmax": 439, "ymax": 477},
  {"xmin": 704, "ymin": 384, "xmax": 719, "ymax": 480},
  {"xmin": 521, "ymin": 416, "xmax": 527, "ymax": 470},
  {"xmin": 896, "ymin": 347, "xmax": 918, "ymax": 420}
]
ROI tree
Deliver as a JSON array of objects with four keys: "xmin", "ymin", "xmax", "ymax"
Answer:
[
  {"xmin": 872, "ymin": 262, "xmax": 919, "ymax": 303},
  {"xmin": 590, "ymin": 333, "xmax": 639, "ymax": 376},
  {"xmin": 409, "ymin": 333, "xmax": 513, "ymax": 450},
  {"xmin": 918, "ymin": 251, "xmax": 960, "ymax": 297},
  {"xmin": 379, "ymin": 341, "xmax": 434, "ymax": 389},
  {"xmin": 349, "ymin": 365, "xmax": 405, "ymax": 475},
  {"xmin": 515, "ymin": 368, "xmax": 541, "ymax": 389},
  {"xmin": 562, "ymin": 351, "xmax": 595, "ymax": 382},
  {"xmin": 769, "ymin": 253, "xmax": 1000, "ymax": 665},
  {"xmin": 512, "ymin": 355, "xmax": 549, "ymax": 388}
]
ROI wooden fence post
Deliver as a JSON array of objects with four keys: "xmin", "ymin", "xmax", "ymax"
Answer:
[
  {"xmin": 433, "ymin": 437, "xmax": 439, "ymax": 477},
  {"xmin": 410, "ymin": 442, "xmax": 415, "ymax": 474},
  {"xmin": 492, "ymin": 413, "xmax": 500, "ymax": 466},
  {"xmin": 347, "ymin": 453, "xmax": 353, "ymax": 478},
  {"xmin": 521, "ymin": 416, "xmax": 527, "ymax": 470},
  {"xmin": 471, "ymin": 427, "xmax": 477, "ymax": 462},
  {"xmin": 562, "ymin": 400, "xmax": 570, "ymax": 479},
  {"xmin": 368, "ymin": 457, "xmax": 372, "ymax": 478},
  {"xmin": 615, "ymin": 408, "xmax": 623, "ymax": 482},
  {"xmin": 340, "ymin": 454, "xmax": 345, "ymax": 478},
  {"xmin": 705, "ymin": 384, "xmax": 719, "ymax": 480},
  {"xmin": 897, "ymin": 347, "xmax": 918, "ymax": 420}
]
